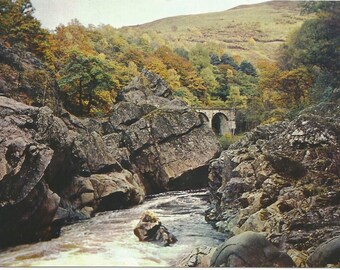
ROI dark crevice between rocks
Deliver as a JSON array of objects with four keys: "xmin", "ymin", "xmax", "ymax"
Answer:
[
  {"xmin": 157, "ymin": 122, "xmax": 203, "ymax": 145},
  {"xmin": 266, "ymin": 155, "xmax": 307, "ymax": 179},
  {"xmin": 92, "ymin": 163, "xmax": 123, "ymax": 174},
  {"xmin": 96, "ymin": 191, "xmax": 130, "ymax": 212},
  {"xmin": 167, "ymin": 165, "xmax": 210, "ymax": 191},
  {"xmin": 140, "ymin": 172, "xmax": 167, "ymax": 195},
  {"xmin": 44, "ymin": 150, "xmax": 75, "ymax": 194}
]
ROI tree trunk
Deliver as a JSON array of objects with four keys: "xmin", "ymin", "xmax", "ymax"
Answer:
[
  {"xmin": 87, "ymin": 91, "xmax": 93, "ymax": 115},
  {"xmin": 78, "ymin": 79, "xmax": 83, "ymax": 115}
]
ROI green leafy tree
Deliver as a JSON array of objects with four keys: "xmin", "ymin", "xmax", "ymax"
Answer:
[
  {"xmin": 211, "ymin": 65, "xmax": 230, "ymax": 101},
  {"xmin": 281, "ymin": 2, "xmax": 340, "ymax": 86},
  {"xmin": 174, "ymin": 47, "xmax": 189, "ymax": 60},
  {"xmin": 226, "ymin": 86, "xmax": 247, "ymax": 110},
  {"xmin": 189, "ymin": 44, "xmax": 210, "ymax": 71},
  {"xmin": 200, "ymin": 66, "xmax": 219, "ymax": 94},
  {"xmin": 59, "ymin": 51, "xmax": 116, "ymax": 115}
]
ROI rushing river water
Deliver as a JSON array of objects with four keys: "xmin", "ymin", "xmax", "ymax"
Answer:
[{"xmin": 0, "ymin": 189, "xmax": 225, "ymax": 267}]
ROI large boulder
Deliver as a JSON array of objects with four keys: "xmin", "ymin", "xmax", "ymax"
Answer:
[
  {"xmin": 210, "ymin": 231, "xmax": 295, "ymax": 267},
  {"xmin": 106, "ymin": 70, "xmax": 221, "ymax": 193},
  {"xmin": 208, "ymin": 113, "xmax": 340, "ymax": 264},
  {"xmin": 0, "ymin": 99, "xmax": 60, "ymax": 247},
  {"xmin": 307, "ymin": 236, "xmax": 340, "ymax": 267},
  {"xmin": 0, "ymin": 96, "xmax": 145, "ymax": 248}
]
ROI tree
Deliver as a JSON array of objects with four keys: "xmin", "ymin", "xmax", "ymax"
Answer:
[
  {"xmin": 50, "ymin": 19, "xmax": 95, "ymax": 66},
  {"xmin": 239, "ymin": 61, "xmax": 257, "ymax": 76},
  {"xmin": 211, "ymin": 65, "xmax": 230, "ymax": 101},
  {"xmin": 58, "ymin": 51, "xmax": 116, "ymax": 115},
  {"xmin": 226, "ymin": 86, "xmax": 247, "ymax": 110},
  {"xmin": 166, "ymin": 69, "xmax": 181, "ymax": 90},
  {"xmin": 117, "ymin": 47, "xmax": 146, "ymax": 69},
  {"xmin": 280, "ymin": 2, "xmax": 340, "ymax": 86},
  {"xmin": 127, "ymin": 61, "xmax": 139, "ymax": 78},
  {"xmin": 144, "ymin": 56, "xmax": 167, "ymax": 79},
  {"xmin": 186, "ymin": 71, "xmax": 207, "ymax": 103},
  {"xmin": 189, "ymin": 44, "xmax": 210, "ymax": 71},
  {"xmin": 154, "ymin": 45, "xmax": 195, "ymax": 87},
  {"xmin": 220, "ymin": 54, "xmax": 239, "ymax": 70},
  {"xmin": 200, "ymin": 66, "xmax": 218, "ymax": 93},
  {"xmin": 257, "ymin": 60, "xmax": 283, "ymax": 110},
  {"xmin": 0, "ymin": 0, "xmax": 50, "ymax": 58},
  {"xmin": 174, "ymin": 47, "xmax": 189, "ymax": 60},
  {"xmin": 173, "ymin": 87, "xmax": 202, "ymax": 107},
  {"xmin": 276, "ymin": 67, "xmax": 314, "ymax": 106}
]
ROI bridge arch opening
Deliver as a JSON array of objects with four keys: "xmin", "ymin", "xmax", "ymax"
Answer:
[
  {"xmin": 212, "ymin": 113, "xmax": 229, "ymax": 135},
  {"xmin": 198, "ymin": 112, "xmax": 209, "ymax": 124}
]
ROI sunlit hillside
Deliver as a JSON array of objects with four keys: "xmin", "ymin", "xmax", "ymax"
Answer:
[{"xmin": 129, "ymin": 1, "xmax": 312, "ymax": 62}]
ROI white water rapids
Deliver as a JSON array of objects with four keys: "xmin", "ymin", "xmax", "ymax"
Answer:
[{"xmin": 0, "ymin": 189, "xmax": 225, "ymax": 267}]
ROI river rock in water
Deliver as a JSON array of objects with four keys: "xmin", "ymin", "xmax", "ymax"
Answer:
[
  {"xmin": 307, "ymin": 236, "xmax": 340, "ymax": 267},
  {"xmin": 134, "ymin": 210, "xmax": 177, "ymax": 246},
  {"xmin": 208, "ymin": 113, "xmax": 340, "ymax": 265},
  {"xmin": 210, "ymin": 231, "xmax": 295, "ymax": 267}
]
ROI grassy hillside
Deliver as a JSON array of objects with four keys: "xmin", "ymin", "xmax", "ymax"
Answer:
[{"xmin": 128, "ymin": 1, "xmax": 311, "ymax": 63}]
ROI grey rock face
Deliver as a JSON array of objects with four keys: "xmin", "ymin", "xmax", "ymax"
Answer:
[
  {"xmin": 210, "ymin": 231, "xmax": 295, "ymax": 267},
  {"xmin": 0, "ymin": 98, "xmax": 61, "ymax": 248},
  {"xmin": 109, "ymin": 70, "xmax": 220, "ymax": 193},
  {"xmin": 0, "ymin": 42, "xmax": 62, "ymax": 113},
  {"xmin": 0, "ymin": 97, "xmax": 145, "ymax": 248},
  {"xmin": 117, "ymin": 69, "xmax": 172, "ymax": 104},
  {"xmin": 208, "ymin": 113, "xmax": 340, "ymax": 266},
  {"xmin": 0, "ymin": 69, "xmax": 220, "ymax": 248}
]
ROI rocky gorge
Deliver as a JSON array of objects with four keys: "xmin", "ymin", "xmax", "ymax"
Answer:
[
  {"xmin": 0, "ymin": 50, "xmax": 220, "ymax": 248},
  {"xmin": 1, "ymin": 42, "xmax": 340, "ymax": 267},
  {"xmin": 198, "ymin": 98, "xmax": 340, "ymax": 267}
]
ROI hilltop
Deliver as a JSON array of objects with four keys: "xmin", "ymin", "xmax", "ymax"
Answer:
[{"xmin": 128, "ymin": 1, "xmax": 311, "ymax": 62}]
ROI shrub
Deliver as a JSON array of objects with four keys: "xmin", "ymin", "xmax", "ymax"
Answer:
[{"xmin": 219, "ymin": 133, "xmax": 243, "ymax": 150}]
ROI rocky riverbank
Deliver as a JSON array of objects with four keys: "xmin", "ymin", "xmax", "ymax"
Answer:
[
  {"xmin": 203, "ymin": 109, "xmax": 340, "ymax": 267},
  {"xmin": 0, "ymin": 68, "xmax": 220, "ymax": 249}
]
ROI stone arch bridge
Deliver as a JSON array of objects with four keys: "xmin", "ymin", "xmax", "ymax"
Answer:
[{"xmin": 194, "ymin": 108, "xmax": 236, "ymax": 135}]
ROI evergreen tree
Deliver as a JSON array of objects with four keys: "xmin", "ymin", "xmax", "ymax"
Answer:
[{"xmin": 239, "ymin": 61, "xmax": 257, "ymax": 76}]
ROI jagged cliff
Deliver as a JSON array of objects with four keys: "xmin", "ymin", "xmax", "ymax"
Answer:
[{"xmin": 205, "ymin": 101, "xmax": 340, "ymax": 267}]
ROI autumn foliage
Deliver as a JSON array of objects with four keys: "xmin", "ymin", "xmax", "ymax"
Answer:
[{"xmin": 1, "ymin": 0, "xmax": 337, "ymax": 134}]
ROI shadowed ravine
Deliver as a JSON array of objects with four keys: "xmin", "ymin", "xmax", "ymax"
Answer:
[{"xmin": 0, "ymin": 189, "xmax": 225, "ymax": 267}]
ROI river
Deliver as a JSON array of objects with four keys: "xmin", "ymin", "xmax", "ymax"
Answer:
[{"xmin": 0, "ymin": 189, "xmax": 225, "ymax": 267}]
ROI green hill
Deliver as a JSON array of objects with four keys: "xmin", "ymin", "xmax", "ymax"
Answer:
[{"xmin": 127, "ymin": 1, "xmax": 311, "ymax": 63}]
